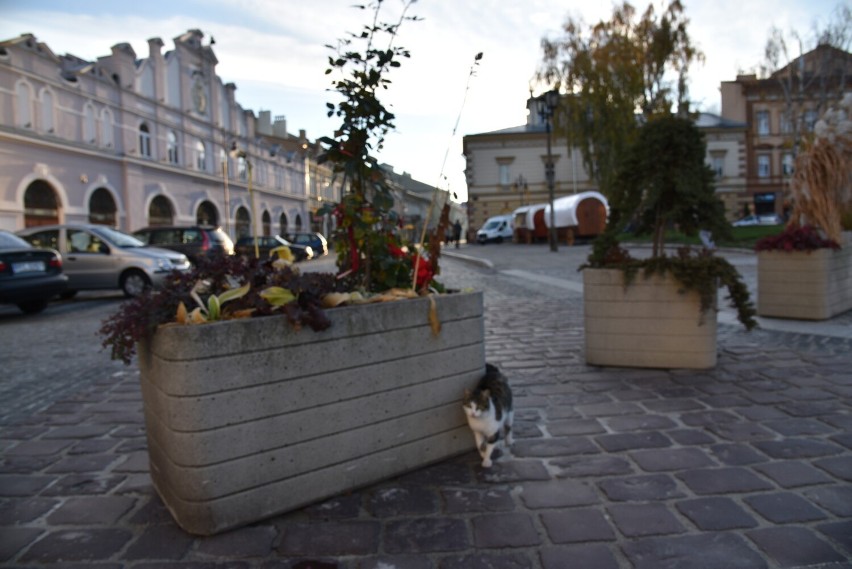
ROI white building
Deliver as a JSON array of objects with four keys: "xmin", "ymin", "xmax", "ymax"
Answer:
[{"xmin": 0, "ymin": 30, "xmax": 310, "ymax": 238}]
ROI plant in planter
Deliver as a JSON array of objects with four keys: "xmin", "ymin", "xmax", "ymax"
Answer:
[
  {"xmin": 754, "ymin": 95, "xmax": 852, "ymax": 320},
  {"xmin": 98, "ymin": 1, "xmax": 485, "ymax": 535},
  {"xmin": 583, "ymin": 115, "xmax": 757, "ymax": 369}
]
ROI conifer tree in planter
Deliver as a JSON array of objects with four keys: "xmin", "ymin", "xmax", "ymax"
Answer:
[
  {"xmin": 583, "ymin": 115, "xmax": 757, "ymax": 369},
  {"xmin": 755, "ymin": 96, "xmax": 852, "ymax": 320},
  {"xmin": 99, "ymin": 1, "xmax": 485, "ymax": 535}
]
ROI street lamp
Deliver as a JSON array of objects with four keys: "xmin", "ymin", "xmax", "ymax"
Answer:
[
  {"xmin": 538, "ymin": 89, "xmax": 559, "ymax": 252},
  {"xmin": 229, "ymin": 144, "xmax": 258, "ymax": 259},
  {"xmin": 514, "ymin": 174, "xmax": 528, "ymax": 206}
]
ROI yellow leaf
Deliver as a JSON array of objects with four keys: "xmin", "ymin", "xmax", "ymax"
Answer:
[
  {"xmin": 176, "ymin": 301, "xmax": 188, "ymax": 324},
  {"xmin": 271, "ymin": 245, "xmax": 294, "ymax": 263},
  {"xmin": 190, "ymin": 307, "xmax": 207, "ymax": 324},
  {"xmin": 260, "ymin": 286, "xmax": 296, "ymax": 306},
  {"xmin": 428, "ymin": 295, "xmax": 441, "ymax": 337},
  {"xmin": 218, "ymin": 283, "xmax": 250, "ymax": 304}
]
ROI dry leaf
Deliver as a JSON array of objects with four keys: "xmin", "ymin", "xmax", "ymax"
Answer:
[
  {"xmin": 322, "ymin": 292, "xmax": 351, "ymax": 308},
  {"xmin": 190, "ymin": 307, "xmax": 207, "ymax": 324},
  {"xmin": 176, "ymin": 301, "xmax": 188, "ymax": 324}
]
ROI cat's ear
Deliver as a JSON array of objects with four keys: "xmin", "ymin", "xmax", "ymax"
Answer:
[{"xmin": 482, "ymin": 388, "xmax": 491, "ymax": 399}]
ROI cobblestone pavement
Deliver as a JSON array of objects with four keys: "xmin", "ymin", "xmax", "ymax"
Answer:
[{"xmin": 1, "ymin": 245, "xmax": 851, "ymax": 568}]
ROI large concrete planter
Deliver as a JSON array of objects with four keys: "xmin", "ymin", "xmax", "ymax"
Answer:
[
  {"xmin": 137, "ymin": 291, "xmax": 484, "ymax": 535},
  {"xmin": 583, "ymin": 268, "xmax": 717, "ymax": 369},
  {"xmin": 758, "ymin": 232, "xmax": 852, "ymax": 320}
]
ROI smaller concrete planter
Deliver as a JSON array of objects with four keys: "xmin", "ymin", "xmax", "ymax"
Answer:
[
  {"xmin": 758, "ymin": 232, "xmax": 852, "ymax": 320},
  {"xmin": 583, "ymin": 268, "xmax": 717, "ymax": 369},
  {"xmin": 137, "ymin": 291, "xmax": 484, "ymax": 535}
]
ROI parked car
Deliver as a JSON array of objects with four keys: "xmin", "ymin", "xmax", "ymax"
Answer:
[
  {"xmin": 235, "ymin": 235, "xmax": 313, "ymax": 262},
  {"xmin": 132, "ymin": 225, "xmax": 234, "ymax": 265},
  {"xmin": 732, "ymin": 214, "xmax": 783, "ymax": 227},
  {"xmin": 287, "ymin": 232, "xmax": 328, "ymax": 257},
  {"xmin": 17, "ymin": 224, "xmax": 191, "ymax": 298},
  {"xmin": 0, "ymin": 230, "xmax": 68, "ymax": 314}
]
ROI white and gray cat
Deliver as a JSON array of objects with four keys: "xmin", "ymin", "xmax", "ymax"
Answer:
[{"xmin": 462, "ymin": 363, "xmax": 514, "ymax": 468}]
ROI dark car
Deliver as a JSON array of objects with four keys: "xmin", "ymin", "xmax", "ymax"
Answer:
[
  {"xmin": 235, "ymin": 235, "xmax": 313, "ymax": 262},
  {"xmin": 0, "ymin": 230, "xmax": 68, "ymax": 314},
  {"xmin": 133, "ymin": 226, "xmax": 234, "ymax": 265},
  {"xmin": 287, "ymin": 232, "xmax": 328, "ymax": 257}
]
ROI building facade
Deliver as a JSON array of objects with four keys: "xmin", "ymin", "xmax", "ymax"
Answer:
[{"xmin": 0, "ymin": 30, "xmax": 311, "ymax": 237}]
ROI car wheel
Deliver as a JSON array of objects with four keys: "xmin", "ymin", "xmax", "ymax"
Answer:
[
  {"xmin": 121, "ymin": 270, "xmax": 151, "ymax": 298},
  {"xmin": 59, "ymin": 290, "xmax": 78, "ymax": 300},
  {"xmin": 496, "ymin": 237, "xmax": 504, "ymax": 244},
  {"xmin": 17, "ymin": 300, "xmax": 49, "ymax": 314}
]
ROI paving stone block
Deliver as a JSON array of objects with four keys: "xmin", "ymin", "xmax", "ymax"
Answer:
[
  {"xmin": 598, "ymin": 474, "xmax": 684, "ymax": 502},
  {"xmin": 511, "ymin": 437, "xmax": 598, "ymax": 458},
  {"xmin": 477, "ymin": 460, "xmax": 550, "ymax": 483},
  {"xmin": 519, "ymin": 480, "xmax": 598, "ymax": 509},
  {"xmin": 804, "ymin": 486, "xmax": 852, "ymax": 517},
  {"xmin": 629, "ymin": 447, "xmax": 715, "ymax": 472},
  {"xmin": 744, "ymin": 492, "xmax": 829, "ymax": 523},
  {"xmin": 0, "ymin": 527, "xmax": 43, "ymax": 562},
  {"xmin": 0, "ymin": 497, "xmax": 58, "ymax": 524},
  {"xmin": 604, "ymin": 414, "xmax": 677, "ymax": 432},
  {"xmin": 383, "ymin": 518, "xmax": 468, "ymax": 553},
  {"xmin": 709, "ymin": 443, "xmax": 769, "ymax": 466},
  {"xmin": 679, "ymin": 410, "xmax": 741, "ymax": 427},
  {"xmin": 753, "ymin": 439, "xmax": 845, "ymax": 459},
  {"xmin": 440, "ymin": 552, "xmax": 534, "ymax": 569},
  {"xmin": 814, "ymin": 456, "xmax": 852, "ymax": 481},
  {"xmin": 367, "ymin": 486, "xmax": 439, "ymax": 518},
  {"xmin": 278, "ymin": 521, "xmax": 381, "ymax": 556},
  {"xmin": 764, "ymin": 418, "xmax": 837, "ymax": 436},
  {"xmin": 0, "ymin": 474, "xmax": 56, "ymax": 497},
  {"xmin": 5, "ymin": 439, "xmax": 72, "ymax": 456},
  {"xmin": 677, "ymin": 467, "xmax": 774, "ymax": 494},
  {"xmin": 552, "ymin": 455, "xmax": 633, "ymax": 478},
  {"xmin": 122, "ymin": 524, "xmax": 193, "ymax": 560},
  {"xmin": 356, "ymin": 556, "xmax": 433, "ymax": 569},
  {"xmin": 305, "ymin": 493, "xmax": 363, "ymax": 520},
  {"xmin": 45, "ymin": 496, "xmax": 135, "ymax": 525},
  {"xmin": 443, "ymin": 488, "xmax": 515, "ymax": 514},
  {"xmin": 667, "ymin": 429, "xmax": 717, "ymax": 445},
  {"xmin": 41, "ymin": 474, "xmax": 125, "ymax": 496},
  {"xmin": 676, "ymin": 496, "xmax": 759, "ymax": 530},
  {"xmin": 595, "ymin": 432, "xmax": 672, "ymax": 453},
  {"xmin": 642, "ymin": 399, "xmax": 706, "ymax": 413},
  {"xmin": 18, "ymin": 529, "xmax": 133, "ymax": 563},
  {"xmin": 540, "ymin": 509, "xmax": 615, "ymax": 543},
  {"xmin": 547, "ymin": 418, "xmax": 605, "ymax": 436},
  {"xmin": 608, "ymin": 503, "xmax": 686, "ymax": 537},
  {"xmin": 747, "ymin": 526, "xmax": 847, "ymax": 567},
  {"xmin": 539, "ymin": 544, "xmax": 621, "ymax": 569},
  {"xmin": 623, "ymin": 532, "xmax": 767, "ymax": 569},
  {"xmin": 196, "ymin": 525, "xmax": 277, "ymax": 557},
  {"xmin": 706, "ymin": 422, "xmax": 775, "ymax": 441},
  {"xmin": 44, "ymin": 454, "xmax": 120, "ymax": 474},
  {"xmin": 472, "ymin": 513, "xmax": 540, "ymax": 548},
  {"xmin": 754, "ymin": 460, "xmax": 834, "ymax": 488}
]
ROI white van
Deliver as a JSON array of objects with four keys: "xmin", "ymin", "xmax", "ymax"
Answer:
[{"xmin": 476, "ymin": 215, "xmax": 514, "ymax": 244}]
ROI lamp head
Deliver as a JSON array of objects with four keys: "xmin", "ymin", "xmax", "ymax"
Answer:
[{"xmin": 545, "ymin": 89, "xmax": 559, "ymax": 111}]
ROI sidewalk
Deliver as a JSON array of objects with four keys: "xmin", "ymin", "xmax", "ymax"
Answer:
[{"xmin": 1, "ymin": 245, "xmax": 851, "ymax": 568}]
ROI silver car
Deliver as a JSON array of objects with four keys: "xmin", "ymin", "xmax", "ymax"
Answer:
[{"xmin": 16, "ymin": 223, "xmax": 191, "ymax": 297}]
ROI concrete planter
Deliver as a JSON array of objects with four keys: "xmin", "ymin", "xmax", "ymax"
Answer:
[
  {"xmin": 583, "ymin": 268, "xmax": 717, "ymax": 369},
  {"xmin": 137, "ymin": 291, "xmax": 484, "ymax": 535},
  {"xmin": 758, "ymin": 232, "xmax": 852, "ymax": 320}
]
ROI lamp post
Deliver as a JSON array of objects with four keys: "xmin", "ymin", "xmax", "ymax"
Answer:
[
  {"xmin": 229, "ymin": 145, "xmax": 258, "ymax": 259},
  {"xmin": 514, "ymin": 174, "xmax": 528, "ymax": 206},
  {"xmin": 221, "ymin": 156, "xmax": 231, "ymax": 238},
  {"xmin": 539, "ymin": 89, "xmax": 559, "ymax": 252}
]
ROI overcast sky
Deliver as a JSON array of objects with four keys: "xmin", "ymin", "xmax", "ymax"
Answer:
[{"xmin": 0, "ymin": 0, "xmax": 842, "ymax": 202}]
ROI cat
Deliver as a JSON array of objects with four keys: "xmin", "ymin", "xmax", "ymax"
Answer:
[{"xmin": 462, "ymin": 363, "xmax": 514, "ymax": 468}]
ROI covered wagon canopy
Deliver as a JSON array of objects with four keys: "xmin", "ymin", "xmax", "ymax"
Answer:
[
  {"xmin": 543, "ymin": 191, "xmax": 609, "ymax": 238},
  {"xmin": 512, "ymin": 204, "xmax": 547, "ymax": 229}
]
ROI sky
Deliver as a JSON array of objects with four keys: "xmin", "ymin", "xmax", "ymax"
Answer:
[{"xmin": 0, "ymin": 0, "xmax": 843, "ymax": 202}]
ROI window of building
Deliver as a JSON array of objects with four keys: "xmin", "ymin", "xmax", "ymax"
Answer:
[
  {"xmin": 279, "ymin": 213, "xmax": 288, "ymax": 235},
  {"xmin": 756, "ymin": 111, "xmax": 770, "ymax": 135},
  {"xmin": 712, "ymin": 156, "xmax": 725, "ymax": 179},
  {"xmin": 83, "ymin": 103, "xmax": 97, "ymax": 144},
  {"xmin": 804, "ymin": 110, "xmax": 818, "ymax": 132},
  {"xmin": 498, "ymin": 164, "xmax": 510, "ymax": 186},
  {"xmin": 139, "ymin": 123, "xmax": 152, "ymax": 157},
  {"xmin": 16, "ymin": 81, "xmax": 33, "ymax": 128},
  {"xmin": 262, "ymin": 211, "xmax": 271, "ymax": 236},
  {"xmin": 782, "ymin": 153, "xmax": 795, "ymax": 177},
  {"xmin": 237, "ymin": 156, "xmax": 247, "ymax": 181},
  {"xmin": 88, "ymin": 188, "xmax": 117, "ymax": 226},
  {"xmin": 195, "ymin": 140, "xmax": 206, "ymax": 171},
  {"xmin": 167, "ymin": 131, "xmax": 179, "ymax": 164},
  {"xmin": 40, "ymin": 89, "xmax": 54, "ymax": 133},
  {"xmin": 757, "ymin": 154, "xmax": 771, "ymax": 178},
  {"xmin": 780, "ymin": 112, "xmax": 793, "ymax": 134},
  {"xmin": 101, "ymin": 108, "xmax": 114, "ymax": 148}
]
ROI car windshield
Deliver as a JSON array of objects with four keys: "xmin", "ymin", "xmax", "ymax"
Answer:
[
  {"xmin": 484, "ymin": 221, "xmax": 501, "ymax": 230},
  {"xmin": 91, "ymin": 226, "xmax": 145, "ymax": 248},
  {"xmin": 0, "ymin": 231, "xmax": 32, "ymax": 249}
]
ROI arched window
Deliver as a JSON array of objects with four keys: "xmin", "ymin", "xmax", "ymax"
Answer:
[
  {"xmin": 139, "ymin": 123, "xmax": 152, "ymax": 157},
  {"xmin": 16, "ymin": 81, "xmax": 33, "ymax": 129},
  {"xmin": 195, "ymin": 140, "xmax": 206, "ymax": 171},
  {"xmin": 279, "ymin": 213, "xmax": 288, "ymax": 236},
  {"xmin": 88, "ymin": 188, "xmax": 117, "ymax": 226},
  {"xmin": 101, "ymin": 108, "xmax": 114, "ymax": 148},
  {"xmin": 40, "ymin": 89, "xmax": 55, "ymax": 133},
  {"xmin": 237, "ymin": 156, "xmax": 247, "ymax": 181},
  {"xmin": 196, "ymin": 201, "xmax": 218, "ymax": 226},
  {"xmin": 262, "ymin": 211, "xmax": 271, "ymax": 236},
  {"xmin": 167, "ymin": 131, "xmax": 179, "ymax": 164},
  {"xmin": 295, "ymin": 214, "xmax": 303, "ymax": 232},
  {"xmin": 83, "ymin": 103, "xmax": 96, "ymax": 143},
  {"xmin": 23, "ymin": 180, "xmax": 60, "ymax": 227},
  {"xmin": 148, "ymin": 196, "xmax": 174, "ymax": 226},
  {"xmin": 235, "ymin": 207, "xmax": 251, "ymax": 239}
]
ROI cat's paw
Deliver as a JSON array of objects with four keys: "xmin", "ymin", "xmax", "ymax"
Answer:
[{"xmin": 481, "ymin": 458, "xmax": 492, "ymax": 468}]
